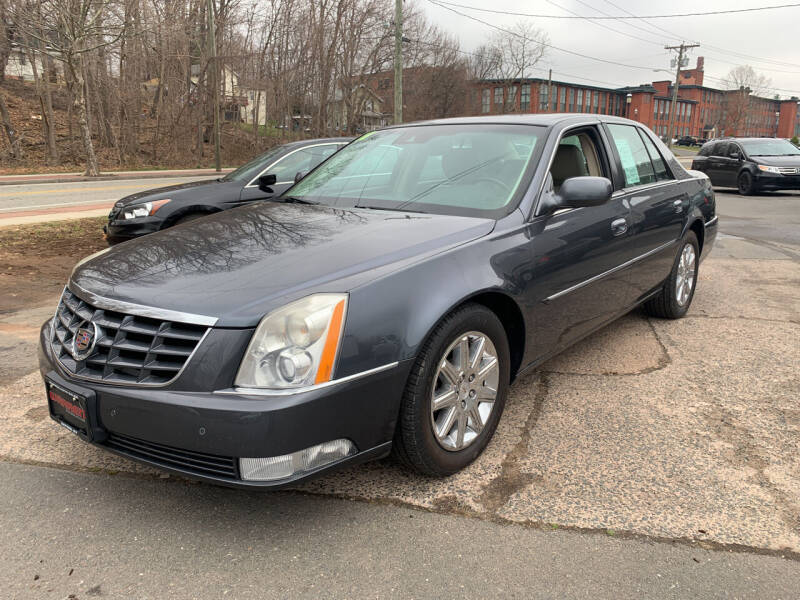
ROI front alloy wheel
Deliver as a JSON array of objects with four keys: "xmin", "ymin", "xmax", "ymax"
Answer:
[
  {"xmin": 430, "ymin": 332, "xmax": 500, "ymax": 451},
  {"xmin": 393, "ymin": 303, "xmax": 510, "ymax": 476}
]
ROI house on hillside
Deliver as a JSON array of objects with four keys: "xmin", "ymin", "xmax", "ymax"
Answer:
[
  {"xmin": 328, "ymin": 84, "xmax": 388, "ymax": 133},
  {"xmin": 4, "ymin": 41, "xmax": 63, "ymax": 83},
  {"xmin": 186, "ymin": 63, "xmax": 267, "ymax": 125}
]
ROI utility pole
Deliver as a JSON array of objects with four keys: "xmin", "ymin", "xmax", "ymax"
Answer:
[
  {"xmin": 207, "ymin": 0, "xmax": 221, "ymax": 172},
  {"xmin": 393, "ymin": 0, "xmax": 403, "ymax": 125},
  {"xmin": 664, "ymin": 42, "xmax": 699, "ymax": 149}
]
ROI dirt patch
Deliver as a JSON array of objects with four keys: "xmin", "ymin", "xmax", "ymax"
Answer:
[{"xmin": 0, "ymin": 217, "xmax": 106, "ymax": 313}]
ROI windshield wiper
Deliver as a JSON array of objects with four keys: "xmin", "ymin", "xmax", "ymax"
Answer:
[{"xmin": 279, "ymin": 196, "xmax": 319, "ymax": 205}]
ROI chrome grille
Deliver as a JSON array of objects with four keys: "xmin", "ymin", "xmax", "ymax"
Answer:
[
  {"xmin": 777, "ymin": 167, "xmax": 799, "ymax": 175},
  {"xmin": 51, "ymin": 288, "xmax": 208, "ymax": 386}
]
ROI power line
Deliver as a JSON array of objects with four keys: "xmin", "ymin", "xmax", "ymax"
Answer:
[
  {"xmin": 431, "ymin": 1, "xmax": 800, "ymax": 20},
  {"xmin": 544, "ymin": 0, "xmax": 664, "ymax": 47},
  {"xmin": 594, "ymin": 0, "xmax": 800, "ymax": 69},
  {"xmin": 427, "ymin": 0, "xmax": 660, "ymax": 72}
]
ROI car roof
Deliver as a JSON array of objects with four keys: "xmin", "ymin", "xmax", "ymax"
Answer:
[
  {"xmin": 384, "ymin": 113, "xmax": 643, "ymax": 129},
  {"xmin": 284, "ymin": 137, "xmax": 353, "ymax": 148}
]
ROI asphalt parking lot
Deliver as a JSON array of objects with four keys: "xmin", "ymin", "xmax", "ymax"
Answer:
[{"xmin": 0, "ymin": 188, "xmax": 798, "ymax": 596}]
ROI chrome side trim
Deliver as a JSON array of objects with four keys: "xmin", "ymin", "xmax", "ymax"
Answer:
[
  {"xmin": 544, "ymin": 240, "xmax": 677, "ymax": 303},
  {"xmin": 610, "ymin": 179, "xmax": 680, "ymax": 198},
  {"xmin": 68, "ymin": 281, "xmax": 218, "ymax": 326},
  {"xmin": 215, "ymin": 362, "xmax": 400, "ymax": 397},
  {"xmin": 704, "ymin": 216, "xmax": 718, "ymax": 227}
]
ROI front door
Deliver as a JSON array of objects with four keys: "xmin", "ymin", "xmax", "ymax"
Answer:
[{"xmin": 524, "ymin": 126, "xmax": 638, "ymax": 361}]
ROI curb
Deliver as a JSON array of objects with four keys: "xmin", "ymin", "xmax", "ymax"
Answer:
[{"xmin": 0, "ymin": 169, "xmax": 232, "ymax": 186}]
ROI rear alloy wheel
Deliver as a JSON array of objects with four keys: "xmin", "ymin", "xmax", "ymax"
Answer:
[
  {"xmin": 643, "ymin": 230, "xmax": 699, "ymax": 319},
  {"xmin": 393, "ymin": 304, "xmax": 510, "ymax": 476},
  {"xmin": 738, "ymin": 171, "xmax": 754, "ymax": 196}
]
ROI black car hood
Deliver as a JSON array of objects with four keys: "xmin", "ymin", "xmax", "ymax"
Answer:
[
  {"xmin": 750, "ymin": 155, "xmax": 800, "ymax": 167},
  {"xmin": 73, "ymin": 202, "xmax": 494, "ymax": 327},
  {"xmin": 116, "ymin": 178, "xmax": 241, "ymax": 206}
]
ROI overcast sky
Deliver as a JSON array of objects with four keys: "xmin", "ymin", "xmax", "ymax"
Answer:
[{"xmin": 418, "ymin": 0, "xmax": 800, "ymax": 98}]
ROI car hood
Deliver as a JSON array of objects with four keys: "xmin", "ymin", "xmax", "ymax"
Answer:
[
  {"xmin": 116, "ymin": 178, "xmax": 241, "ymax": 206},
  {"xmin": 73, "ymin": 202, "xmax": 495, "ymax": 327},
  {"xmin": 750, "ymin": 155, "xmax": 800, "ymax": 167}
]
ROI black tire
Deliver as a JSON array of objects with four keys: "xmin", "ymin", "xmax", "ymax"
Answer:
[
  {"xmin": 738, "ymin": 171, "xmax": 754, "ymax": 196},
  {"xmin": 643, "ymin": 231, "xmax": 699, "ymax": 319},
  {"xmin": 172, "ymin": 212, "xmax": 208, "ymax": 227},
  {"xmin": 392, "ymin": 303, "xmax": 510, "ymax": 476}
]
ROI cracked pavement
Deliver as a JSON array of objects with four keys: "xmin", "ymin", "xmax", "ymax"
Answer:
[{"xmin": 0, "ymin": 190, "xmax": 798, "ymax": 588}]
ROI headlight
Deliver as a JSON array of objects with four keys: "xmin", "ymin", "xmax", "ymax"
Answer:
[
  {"xmin": 235, "ymin": 294, "xmax": 347, "ymax": 389},
  {"xmin": 121, "ymin": 199, "xmax": 170, "ymax": 219},
  {"xmin": 757, "ymin": 165, "xmax": 782, "ymax": 174}
]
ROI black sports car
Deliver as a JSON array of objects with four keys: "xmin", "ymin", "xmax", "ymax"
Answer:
[
  {"xmin": 691, "ymin": 137, "xmax": 800, "ymax": 195},
  {"xmin": 104, "ymin": 137, "xmax": 351, "ymax": 241},
  {"xmin": 41, "ymin": 115, "xmax": 716, "ymax": 488}
]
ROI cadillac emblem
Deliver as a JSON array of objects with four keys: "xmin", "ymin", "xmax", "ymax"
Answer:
[{"xmin": 71, "ymin": 321, "xmax": 98, "ymax": 361}]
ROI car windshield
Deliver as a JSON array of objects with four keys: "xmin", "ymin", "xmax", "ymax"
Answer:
[
  {"xmin": 285, "ymin": 124, "xmax": 544, "ymax": 218},
  {"xmin": 739, "ymin": 139, "xmax": 800, "ymax": 156},
  {"xmin": 222, "ymin": 146, "xmax": 288, "ymax": 183}
]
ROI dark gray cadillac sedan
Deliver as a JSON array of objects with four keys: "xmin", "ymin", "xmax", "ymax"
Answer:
[{"xmin": 39, "ymin": 114, "xmax": 717, "ymax": 487}]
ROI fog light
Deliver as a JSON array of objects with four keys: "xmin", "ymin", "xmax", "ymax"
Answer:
[{"xmin": 239, "ymin": 439, "xmax": 357, "ymax": 482}]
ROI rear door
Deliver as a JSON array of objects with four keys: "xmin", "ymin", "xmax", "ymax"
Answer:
[
  {"xmin": 604, "ymin": 123, "xmax": 686, "ymax": 299},
  {"xmin": 238, "ymin": 143, "xmax": 343, "ymax": 203}
]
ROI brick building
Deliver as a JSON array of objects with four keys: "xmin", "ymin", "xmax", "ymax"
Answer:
[{"xmin": 471, "ymin": 57, "xmax": 800, "ymax": 140}]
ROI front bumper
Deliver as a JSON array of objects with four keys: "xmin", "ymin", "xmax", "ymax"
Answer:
[
  {"xmin": 104, "ymin": 215, "xmax": 163, "ymax": 241},
  {"xmin": 39, "ymin": 321, "xmax": 409, "ymax": 488},
  {"xmin": 753, "ymin": 172, "xmax": 800, "ymax": 191}
]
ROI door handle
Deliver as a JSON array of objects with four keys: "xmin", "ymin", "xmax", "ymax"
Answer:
[{"xmin": 611, "ymin": 217, "xmax": 628, "ymax": 236}]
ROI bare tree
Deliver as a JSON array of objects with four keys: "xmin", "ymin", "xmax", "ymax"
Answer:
[
  {"xmin": 721, "ymin": 65, "xmax": 772, "ymax": 136},
  {"xmin": 482, "ymin": 22, "xmax": 547, "ymax": 113}
]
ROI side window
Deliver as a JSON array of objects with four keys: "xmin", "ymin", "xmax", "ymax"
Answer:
[
  {"xmin": 698, "ymin": 144, "xmax": 711, "ymax": 157},
  {"xmin": 549, "ymin": 130, "xmax": 606, "ymax": 191},
  {"xmin": 638, "ymin": 130, "xmax": 673, "ymax": 181},
  {"xmin": 713, "ymin": 142, "xmax": 728, "ymax": 157},
  {"xmin": 606, "ymin": 124, "xmax": 656, "ymax": 187},
  {"xmin": 267, "ymin": 148, "xmax": 315, "ymax": 183},
  {"xmin": 727, "ymin": 144, "xmax": 741, "ymax": 158}
]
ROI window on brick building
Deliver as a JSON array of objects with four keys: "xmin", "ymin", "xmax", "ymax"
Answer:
[
  {"xmin": 539, "ymin": 83, "xmax": 548, "ymax": 111},
  {"xmin": 521, "ymin": 84, "xmax": 530, "ymax": 110},
  {"xmin": 568, "ymin": 88, "xmax": 574, "ymax": 112},
  {"xmin": 494, "ymin": 87, "xmax": 503, "ymax": 106},
  {"xmin": 552, "ymin": 86, "xmax": 558, "ymax": 111},
  {"xmin": 592, "ymin": 92, "xmax": 598, "ymax": 113},
  {"xmin": 576, "ymin": 89, "xmax": 583, "ymax": 112},
  {"xmin": 508, "ymin": 86, "xmax": 517, "ymax": 109},
  {"xmin": 482, "ymin": 89, "xmax": 490, "ymax": 113},
  {"xmin": 559, "ymin": 87, "xmax": 566, "ymax": 111}
]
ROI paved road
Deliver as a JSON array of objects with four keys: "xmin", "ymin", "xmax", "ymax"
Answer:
[
  {"xmin": 714, "ymin": 189, "xmax": 800, "ymax": 248},
  {"xmin": 0, "ymin": 175, "xmax": 221, "ymax": 215},
  {"xmin": 1, "ymin": 462, "xmax": 797, "ymax": 599}
]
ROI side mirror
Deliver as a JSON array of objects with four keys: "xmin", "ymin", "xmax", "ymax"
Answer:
[
  {"xmin": 539, "ymin": 176, "xmax": 612, "ymax": 215},
  {"xmin": 258, "ymin": 173, "xmax": 277, "ymax": 192},
  {"xmin": 294, "ymin": 170, "xmax": 307, "ymax": 183},
  {"xmin": 730, "ymin": 152, "xmax": 741, "ymax": 160}
]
